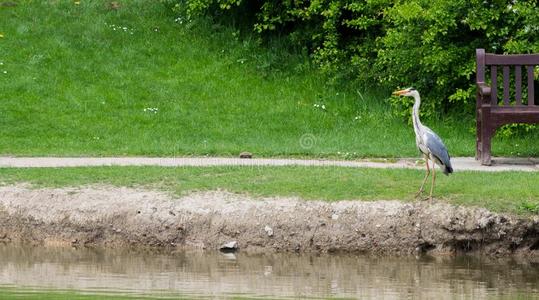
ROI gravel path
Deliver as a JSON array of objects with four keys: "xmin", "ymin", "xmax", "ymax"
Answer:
[{"xmin": 0, "ymin": 156, "xmax": 537, "ymax": 172}]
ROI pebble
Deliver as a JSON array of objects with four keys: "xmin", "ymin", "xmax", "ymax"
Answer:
[
  {"xmin": 264, "ymin": 225, "xmax": 273, "ymax": 237},
  {"xmin": 239, "ymin": 152, "xmax": 252, "ymax": 159},
  {"xmin": 220, "ymin": 241, "xmax": 238, "ymax": 252}
]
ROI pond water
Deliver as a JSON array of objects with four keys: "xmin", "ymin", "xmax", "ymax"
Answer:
[{"xmin": 0, "ymin": 245, "xmax": 537, "ymax": 299}]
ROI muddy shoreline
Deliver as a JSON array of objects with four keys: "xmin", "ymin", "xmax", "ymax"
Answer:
[{"xmin": 0, "ymin": 185, "xmax": 537, "ymax": 256}]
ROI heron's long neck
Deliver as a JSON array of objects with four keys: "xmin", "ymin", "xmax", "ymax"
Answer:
[{"xmin": 412, "ymin": 93, "xmax": 423, "ymax": 134}]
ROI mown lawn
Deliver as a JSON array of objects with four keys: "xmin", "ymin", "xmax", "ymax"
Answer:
[
  {"xmin": 1, "ymin": 0, "xmax": 538, "ymax": 158},
  {"xmin": 0, "ymin": 288, "xmax": 185, "ymax": 300},
  {"xmin": 0, "ymin": 287, "xmax": 260, "ymax": 300},
  {"xmin": 0, "ymin": 166, "xmax": 537, "ymax": 215}
]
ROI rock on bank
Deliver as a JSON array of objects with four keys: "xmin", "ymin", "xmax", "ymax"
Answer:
[{"xmin": 0, "ymin": 185, "xmax": 537, "ymax": 256}]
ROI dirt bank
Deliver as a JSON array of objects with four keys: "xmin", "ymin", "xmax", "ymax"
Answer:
[{"xmin": 0, "ymin": 185, "xmax": 537, "ymax": 256}]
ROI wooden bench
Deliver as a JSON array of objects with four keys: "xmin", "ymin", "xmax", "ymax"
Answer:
[{"xmin": 476, "ymin": 48, "xmax": 539, "ymax": 165}]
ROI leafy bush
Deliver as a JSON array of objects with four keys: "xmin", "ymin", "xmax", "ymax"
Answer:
[{"xmin": 164, "ymin": 0, "xmax": 539, "ymax": 118}]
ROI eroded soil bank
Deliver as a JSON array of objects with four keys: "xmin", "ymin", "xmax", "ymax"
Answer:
[{"xmin": 0, "ymin": 185, "xmax": 537, "ymax": 256}]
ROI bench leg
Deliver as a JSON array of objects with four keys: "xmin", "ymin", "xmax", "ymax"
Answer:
[
  {"xmin": 475, "ymin": 110, "xmax": 481, "ymax": 160},
  {"xmin": 480, "ymin": 128, "xmax": 492, "ymax": 165},
  {"xmin": 480, "ymin": 106, "xmax": 492, "ymax": 166}
]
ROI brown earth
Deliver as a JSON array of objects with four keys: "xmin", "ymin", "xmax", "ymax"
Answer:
[{"xmin": 0, "ymin": 185, "xmax": 537, "ymax": 256}]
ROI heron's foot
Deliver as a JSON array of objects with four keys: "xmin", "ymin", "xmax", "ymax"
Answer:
[
  {"xmin": 414, "ymin": 193, "xmax": 429, "ymax": 201},
  {"xmin": 419, "ymin": 196, "xmax": 430, "ymax": 202}
]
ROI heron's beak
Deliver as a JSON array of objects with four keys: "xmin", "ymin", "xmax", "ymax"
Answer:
[{"xmin": 392, "ymin": 89, "xmax": 407, "ymax": 96}]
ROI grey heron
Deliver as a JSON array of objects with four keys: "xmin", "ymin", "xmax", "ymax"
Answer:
[{"xmin": 393, "ymin": 88, "xmax": 453, "ymax": 201}]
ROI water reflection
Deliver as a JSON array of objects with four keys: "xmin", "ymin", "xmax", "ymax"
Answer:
[{"xmin": 0, "ymin": 245, "xmax": 537, "ymax": 299}]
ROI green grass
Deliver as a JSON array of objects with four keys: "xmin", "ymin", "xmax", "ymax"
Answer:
[
  {"xmin": 0, "ymin": 166, "xmax": 538, "ymax": 215},
  {"xmin": 0, "ymin": 290, "xmax": 143, "ymax": 300},
  {"xmin": 0, "ymin": 287, "xmax": 332, "ymax": 299},
  {"xmin": 0, "ymin": 287, "xmax": 197, "ymax": 299},
  {"xmin": 0, "ymin": 0, "xmax": 538, "ymax": 158}
]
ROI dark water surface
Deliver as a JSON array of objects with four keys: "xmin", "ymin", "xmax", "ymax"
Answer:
[{"xmin": 0, "ymin": 245, "xmax": 537, "ymax": 299}]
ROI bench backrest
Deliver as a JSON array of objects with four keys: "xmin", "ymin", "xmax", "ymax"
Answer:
[{"xmin": 476, "ymin": 48, "xmax": 539, "ymax": 106}]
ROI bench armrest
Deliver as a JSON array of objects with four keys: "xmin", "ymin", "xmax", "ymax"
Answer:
[{"xmin": 477, "ymin": 82, "xmax": 491, "ymax": 97}]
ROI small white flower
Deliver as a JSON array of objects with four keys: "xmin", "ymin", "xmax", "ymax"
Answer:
[
  {"xmin": 144, "ymin": 107, "xmax": 158, "ymax": 113},
  {"xmin": 2, "ymin": 71, "xmax": 6, "ymax": 74},
  {"xmin": 0, "ymin": 62, "xmax": 3, "ymax": 65},
  {"xmin": 321, "ymin": 105, "xmax": 326, "ymax": 110}
]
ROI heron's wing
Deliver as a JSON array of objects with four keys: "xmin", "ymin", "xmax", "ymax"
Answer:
[{"xmin": 422, "ymin": 127, "xmax": 451, "ymax": 168}]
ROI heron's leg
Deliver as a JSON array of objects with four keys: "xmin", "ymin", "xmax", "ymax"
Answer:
[
  {"xmin": 429, "ymin": 163, "xmax": 436, "ymax": 202},
  {"xmin": 415, "ymin": 156, "xmax": 430, "ymax": 198}
]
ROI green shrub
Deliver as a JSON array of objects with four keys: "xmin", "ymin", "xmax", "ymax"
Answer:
[{"xmin": 163, "ymin": 0, "xmax": 539, "ymax": 118}]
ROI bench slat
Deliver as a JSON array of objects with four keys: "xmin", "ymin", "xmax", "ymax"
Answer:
[
  {"xmin": 490, "ymin": 66, "xmax": 497, "ymax": 105},
  {"xmin": 528, "ymin": 66, "xmax": 535, "ymax": 106},
  {"xmin": 503, "ymin": 66, "xmax": 510, "ymax": 105},
  {"xmin": 515, "ymin": 66, "xmax": 522, "ymax": 105},
  {"xmin": 486, "ymin": 53, "xmax": 539, "ymax": 65},
  {"xmin": 491, "ymin": 106, "xmax": 539, "ymax": 112}
]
